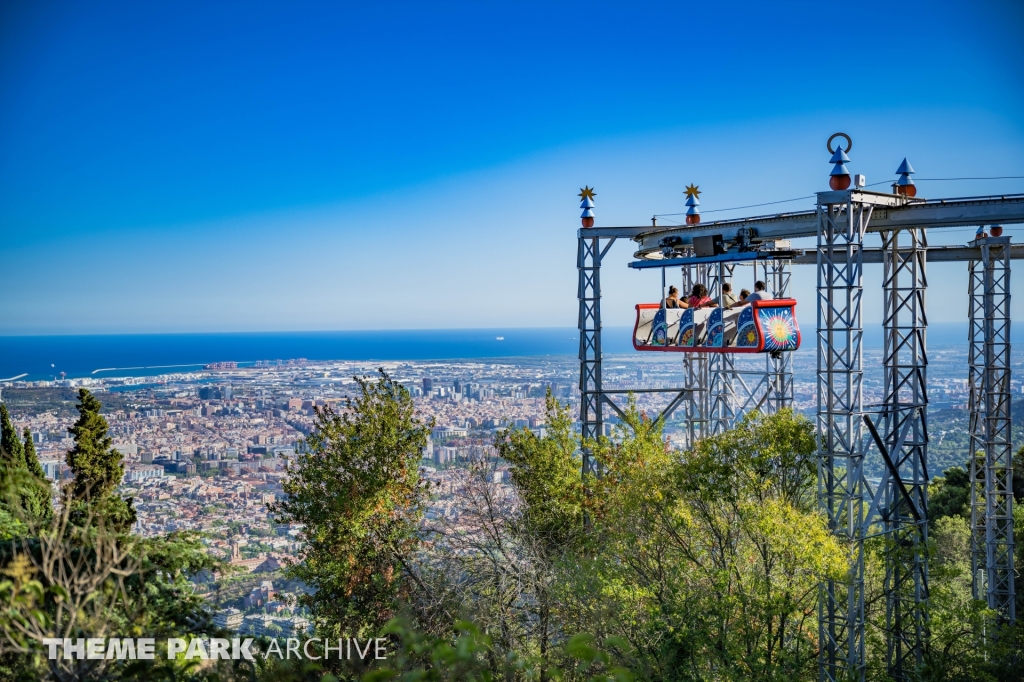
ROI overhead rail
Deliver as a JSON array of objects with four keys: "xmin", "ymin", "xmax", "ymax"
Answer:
[{"xmin": 576, "ymin": 192, "xmax": 1024, "ymax": 257}]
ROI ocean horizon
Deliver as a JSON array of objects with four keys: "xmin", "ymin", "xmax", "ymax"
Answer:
[{"xmin": 0, "ymin": 322, "xmax": 1015, "ymax": 382}]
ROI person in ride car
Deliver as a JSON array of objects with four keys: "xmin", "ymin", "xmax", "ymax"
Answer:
[
  {"xmin": 722, "ymin": 282, "xmax": 738, "ymax": 308},
  {"xmin": 665, "ymin": 285, "xmax": 682, "ymax": 308},
  {"xmin": 731, "ymin": 281, "xmax": 769, "ymax": 308},
  {"xmin": 685, "ymin": 283, "xmax": 717, "ymax": 308}
]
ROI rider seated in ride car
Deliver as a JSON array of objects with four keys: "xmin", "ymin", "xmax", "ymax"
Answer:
[
  {"xmin": 683, "ymin": 283, "xmax": 717, "ymax": 309},
  {"xmin": 665, "ymin": 285, "xmax": 682, "ymax": 308},
  {"xmin": 730, "ymin": 280, "xmax": 769, "ymax": 308},
  {"xmin": 722, "ymin": 282, "xmax": 737, "ymax": 308}
]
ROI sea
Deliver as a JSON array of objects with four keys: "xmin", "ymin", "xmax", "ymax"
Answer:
[{"xmin": 0, "ymin": 323, "xmax": 1013, "ymax": 382}]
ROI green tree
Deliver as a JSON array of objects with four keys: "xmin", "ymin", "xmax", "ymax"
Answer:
[
  {"xmin": 0, "ymin": 404, "xmax": 25, "ymax": 469},
  {"xmin": 930, "ymin": 466, "xmax": 971, "ymax": 522},
  {"xmin": 21, "ymin": 429, "xmax": 47, "ymax": 482},
  {"xmin": 65, "ymin": 389, "xmax": 135, "ymax": 532},
  {"xmin": 1, "ymin": 404, "xmax": 30, "ymax": 539},
  {"xmin": 272, "ymin": 370, "xmax": 433, "ymax": 641},
  {"xmin": 550, "ymin": 407, "xmax": 844, "ymax": 681},
  {"xmin": 20, "ymin": 429, "xmax": 52, "ymax": 526},
  {"xmin": 498, "ymin": 389, "xmax": 584, "ymax": 552},
  {"xmin": 0, "ymin": 406, "xmax": 51, "ymax": 533}
]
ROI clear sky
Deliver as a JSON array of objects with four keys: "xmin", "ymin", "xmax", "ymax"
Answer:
[{"xmin": 2, "ymin": 0, "xmax": 1023, "ymax": 334}]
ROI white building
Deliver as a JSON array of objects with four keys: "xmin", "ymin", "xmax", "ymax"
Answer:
[
  {"xmin": 124, "ymin": 465, "xmax": 164, "ymax": 483},
  {"xmin": 213, "ymin": 607, "xmax": 244, "ymax": 631}
]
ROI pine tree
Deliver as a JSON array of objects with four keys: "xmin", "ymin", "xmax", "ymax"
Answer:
[
  {"xmin": 65, "ymin": 389, "xmax": 135, "ymax": 532},
  {"xmin": 67, "ymin": 389, "xmax": 121, "ymax": 500},
  {"xmin": 0, "ymin": 403, "xmax": 25, "ymax": 472},
  {"xmin": 22, "ymin": 428, "xmax": 46, "ymax": 480},
  {"xmin": 22, "ymin": 428, "xmax": 53, "ymax": 524},
  {"xmin": 0, "ymin": 404, "xmax": 52, "ymax": 531}
]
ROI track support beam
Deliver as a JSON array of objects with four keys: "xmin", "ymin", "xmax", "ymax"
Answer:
[
  {"xmin": 878, "ymin": 227, "xmax": 930, "ymax": 680},
  {"xmin": 578, "ymin": 233, "xmax": 610, "ymax": 477},
  {"xmin": 817, "ymin": 193, "xmax": 874, "ymax": 682},
  {"xmin": 968, "ymin": 235, "xmax": 1016, "ymax": 624}
]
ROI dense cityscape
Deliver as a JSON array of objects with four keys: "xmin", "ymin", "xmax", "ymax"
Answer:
[{"xmin": 1, "ymin": 344, "xmax": 1021, "ymax": 637}]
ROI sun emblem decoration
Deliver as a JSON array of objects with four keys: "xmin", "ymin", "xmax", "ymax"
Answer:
[{"xmin": 761, "ymin": 312, "xmax": 796, "ymax": 350}]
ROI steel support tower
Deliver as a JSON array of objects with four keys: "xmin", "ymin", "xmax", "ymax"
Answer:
[
  {"xmin": 968, "ymin": 235, "xmax": 1015, "ymax": 622},
  {"xmin": 763, "ymin": 259, "xmax": 795, "ymax": 412},
  {"xmin": 578, "ymin": 233, "xmax": 612, "ymax": 476},
  {"xmin": 816, "ymin": 192, "xmax": 878, "ymax": 682},
  {"xmin": 877, "ymin": 227, "xmax": 930, "ymax": 680},
  {"xmin": 683, "ymin": 262, "xmax": 711, "ymax": 444},
  {"xmin": 708, "ymin": 262, "xmax": 736, "ymax": 435},
  {"xmin": 706, "ymin": 259, "xmax": 795, "ymax": 436}
]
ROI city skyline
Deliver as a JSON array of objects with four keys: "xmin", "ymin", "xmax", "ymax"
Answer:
[{"xmin": 2, "ymin": 0, "xmax": 1024, "ymax": 334}]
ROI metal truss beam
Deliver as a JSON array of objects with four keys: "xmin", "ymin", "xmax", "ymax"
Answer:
[
  {"xmin": 704, "ymin": 259, "xmax": 795, "ymax": 436},
  {"xmin": 968, "ymin": 236, "xmax": 1016, "ymax": 623},
  {"xmin": 796, "ymin": 243, "xmax": 1024, "ymax": 265},
  {"xmin": 876, "ymin": 227, "xmax": 930, "ymax": 681},
  {"xmin": 763, "ymin": 259, "xmax": 794, "ymax": 414},
  {"xmin": 578, "ymin": 233, "xmax": 610, "ymax": 477},
  {"xmin": 817, "ymin": 194, "xmax": 874, "ymax": 682},
  {"xmin": 681, "ymin": 262, "xmax": 710, "ymax": 446},
  {"xmin": 585, "ymin": 191, "xmax": 1024, "ymax": 250},
  {"xmin": 708, "ymin": 263, "xmax": 736, "ymax": 435}
]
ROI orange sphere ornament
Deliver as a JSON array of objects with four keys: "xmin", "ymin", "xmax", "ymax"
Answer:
[
  {"xmin": 895, "ymin": 184, "xmax": 917, "ymax": 197},
  {"xmin": 829, "ymin": 174, "xmax": 851, "ymax": 191},
  {"xmin": 581, "ymin": 216, "xmax": 594, "ymax": 228},
  {"xmin": 686, "ymin": 214, "xmax": 700, "ymax": 225},
  {"xmin": 991, "ymin": 225, "xmax": 1003, "ymax": 237}
]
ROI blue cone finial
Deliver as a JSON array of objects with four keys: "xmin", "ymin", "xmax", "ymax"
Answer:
[
  {"xmin": 895, "ymin": 158, "xmax": 915, "ymax": 175},
  {"xmin": 829, "ymin": 146, "xmax": 850, "ymax": 164}
]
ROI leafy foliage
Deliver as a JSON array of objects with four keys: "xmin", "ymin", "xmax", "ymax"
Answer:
[
  {"xmin": 0, "ymin": 391, "xmax": 226, "ymax": 682},
  {"xmin": 0, "ymin": 405, "xmax": 52, "ymax": 534},
  {"xmin": 272, "ymin": 370, "xmax": 432, "ymax": 640},
  {"xmin": 572, "ymin": 408, "xmax": 844, "ymax": 681}
]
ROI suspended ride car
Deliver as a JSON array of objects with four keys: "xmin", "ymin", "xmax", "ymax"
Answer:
[{"xmin": 633, "ymin": 298, "xmax": 801, "ymax": 354}]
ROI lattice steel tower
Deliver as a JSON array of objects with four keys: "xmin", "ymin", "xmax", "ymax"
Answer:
[
  {"xmin": 877, "ymin": 225, "xmax": 929, "ymax": 680},
  {"xmin": 816, "ymin": 191, "xmax": 871, "ymax": 682},
  {"xmin": 968, "ymin": 233, "xmax": 1015, "ymax": 622}
]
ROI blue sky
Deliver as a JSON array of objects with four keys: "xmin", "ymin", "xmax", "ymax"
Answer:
[{"xmin": 2, "ymin": 0, "xmax": 1023, "ymax": 334}]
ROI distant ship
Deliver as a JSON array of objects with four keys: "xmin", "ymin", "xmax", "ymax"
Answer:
[{"xmin": 496, "ymin": 336, "xmax": 504, "ymax": 341}]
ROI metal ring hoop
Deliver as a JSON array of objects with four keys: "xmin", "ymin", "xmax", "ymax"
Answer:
[{"xmin": 827, "ymin": 132, "xmax": 852, "ymax": 154}]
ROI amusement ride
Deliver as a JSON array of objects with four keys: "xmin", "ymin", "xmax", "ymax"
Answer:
[{"xmin": 575, "ymin": 135, "xmax": 1023, "ymax": 682}]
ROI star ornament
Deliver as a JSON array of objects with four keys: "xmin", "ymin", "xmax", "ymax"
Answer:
[
  {"xmin": 684, "ymin": 184, "xmax": 701, "ymax": 199},
  {"xmin": 578, "ymin": 186, "xmax": 596, "ymax": 200}
]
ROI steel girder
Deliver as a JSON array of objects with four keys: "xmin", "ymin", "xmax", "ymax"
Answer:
[
  {"xmin": 706, "ymin": 259, "xmax": 795, "ymax": 437},
  {"xmin": 764, "ymin": 260, "xmax": 795, "ymax": 413},
  {"xmin": 968, "ymin": 236, "xmax": 1016, "ymax": 623},
  {"xmin": 708, "ymin": 262, "xmax": 737, "ymax": 435},
  {"xmin": 578, "ymin": 234, "xmax": 610, "ymax": 477},
  {"xmin": 817, "ymin": 196, "xmax": 872, "ymax": 682},
  {"xmin": 877, "ymin": 227, "xmax": 930, "ymax": 680},
  {"xmin": 682, "ymin": 262, "xmax": 711, "ymax": 446}
]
